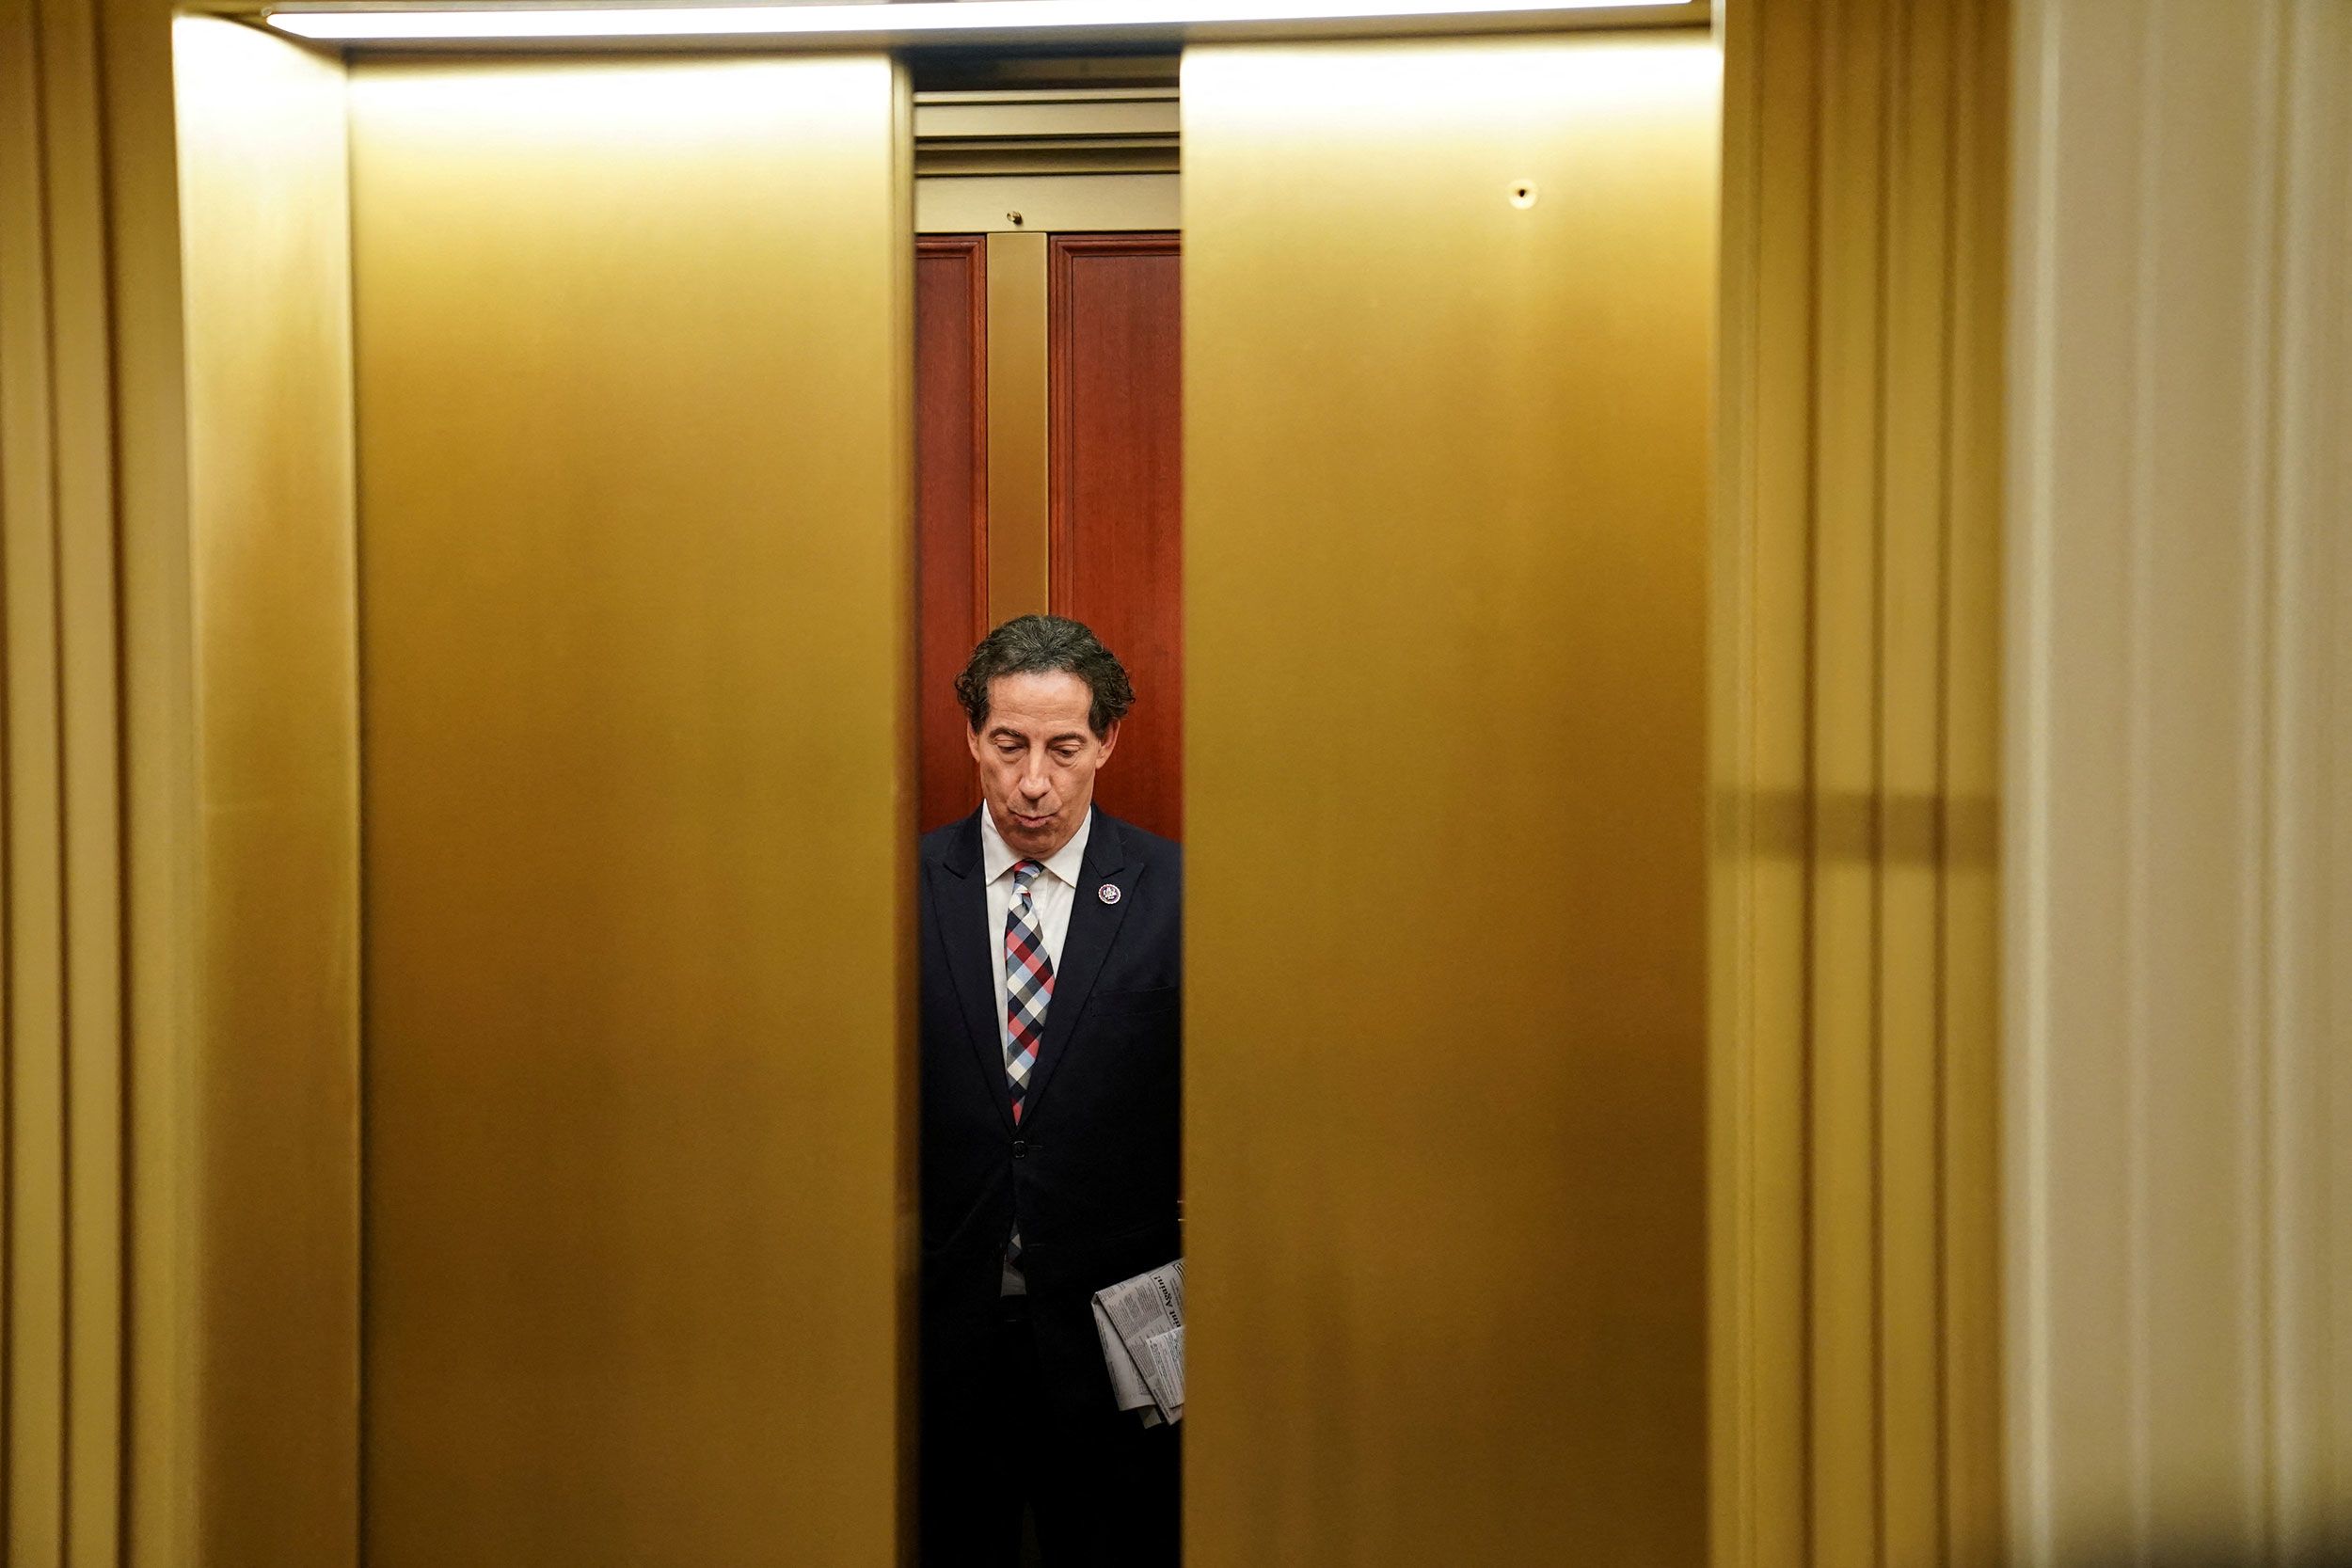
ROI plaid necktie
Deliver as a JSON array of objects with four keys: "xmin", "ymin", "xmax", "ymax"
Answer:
[{"xmin": 1004, "ymin": 858, "xmax": 1055, "ymax": 1125}]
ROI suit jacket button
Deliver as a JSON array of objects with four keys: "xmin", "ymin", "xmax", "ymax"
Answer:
[{"xmin": 1011, "ymin": 1139, "xmax": 1028, "ymax": 1160}]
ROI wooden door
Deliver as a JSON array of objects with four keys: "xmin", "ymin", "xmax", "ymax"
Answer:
[
  {"xmin": 914, "ymin": 230, "xmax": 1182, "ymax": 842},
  {"xmin": 1049, "ymin": 234, "xmax": 1182, "ymax": 841},
  {"xmin": 914, "ymin": 234, "xmax": 988, "ymax": 834}
]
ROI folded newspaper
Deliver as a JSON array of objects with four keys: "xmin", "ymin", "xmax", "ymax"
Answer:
[{"xmin": 1091, "ymin": 1259, "xmax": 1184, "ymax": 1428}]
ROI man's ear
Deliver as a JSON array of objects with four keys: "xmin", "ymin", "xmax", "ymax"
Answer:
[
  {"xmin": 965, "ymin": 722, "xmax": 986, "ymax": 765},
  {"xmin": 1094, "ymin": 720, "xmax": 1120, "ymax": 766}
]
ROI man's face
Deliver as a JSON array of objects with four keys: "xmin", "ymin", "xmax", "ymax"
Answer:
[{"xmin": 968, "ymin": 670, "xmax": 1118, "ymax": 860}]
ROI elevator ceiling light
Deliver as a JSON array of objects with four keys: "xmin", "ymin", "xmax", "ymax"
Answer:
[{"xmin": 265, "ymin": 0, "xmax": 1701, "ymax": 46}]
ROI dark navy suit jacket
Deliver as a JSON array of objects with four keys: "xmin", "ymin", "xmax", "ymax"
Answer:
[{"xmin": 918, "ymin": 807, "xmax": 1182, "ymax": 1415}]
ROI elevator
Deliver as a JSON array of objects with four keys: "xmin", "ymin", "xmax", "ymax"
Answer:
[{"xmin": 160, "ymin": 15, "xmax": 1719, "ymax": 1566}]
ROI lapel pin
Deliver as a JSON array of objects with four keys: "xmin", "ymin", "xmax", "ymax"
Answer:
[{"xmin": 1098, "ymin": 883, "xmax": 1122, "ymax": 905}]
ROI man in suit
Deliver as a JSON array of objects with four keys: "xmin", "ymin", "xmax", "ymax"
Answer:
[{"xmin": 919, "ymin": 615, "xmax": 1182, "ymax": 1567}]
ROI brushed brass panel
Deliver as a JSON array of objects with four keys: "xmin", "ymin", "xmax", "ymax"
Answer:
[
  {"xmin": 3, "ymin": 0, "xmax": 199, "ymax": 1558},
  {"xmin": 986, "ymin": 229, "xmax": 1051, "ymax": 621},
  {"xmin": 1710, "ymin": 4, "xmax": 2007, "ymax": 1564},
  {"xmin": 174, "ymin": 19, "xmax": 363, "ymax": 1565},
  {"xmin": 1939, "ymin": 6, "xmax": 2007, "ymax": 1555},
  {"xmin": 115, "ymin": 0, "xmax": 213, "ymax": 1558},
  {"xmin": 349, "ymin": 55, "xmax": 913, "ymax": 1566},
  {"xmin": 1184, "ymin": 35, "xmax": 1718, "ymax": 1564},
  {"xmin": 3, "ymin": 0, "xmax": 140, "ymax": 1556},
  {"xmin": 2, "ymin": 1, "xmax": 73, "ymax": 1553},
  {"xmin": 1710, "ymin": 7, "xmax": 1810, "ymax": 1563},
  {"xmin": 38, "ymin": 0, "xmax": 132, "ymax": 1554},
  {"xmin": 1805, "ymin": 1, "xmax": 1886, "ymax": 1558}
]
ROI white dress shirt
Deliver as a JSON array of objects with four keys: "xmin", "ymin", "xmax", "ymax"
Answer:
[
  {"xmin": 980, "ymin": 803, "xmax": 1092, "ymax": 1060},
  {"xmin": 978, "ymin": 803, "xmax": 1091, "ymax": 1295}
]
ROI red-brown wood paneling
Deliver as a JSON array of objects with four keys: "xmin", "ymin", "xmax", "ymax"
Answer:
[
  {"xmin": 915, "ymin": 235, "xmax": 988, "ymax": 832},
  {"xmin": 1048, "ymin": 233, "xmax": 1182, "ymax": 842}
]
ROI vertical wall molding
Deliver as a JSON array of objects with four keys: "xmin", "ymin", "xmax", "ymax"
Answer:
[
  {"xmin": 2006, "ymin": 2, "xmax": 2352, "ymax": 1561},
  {"xmin": 1712, "ymin": 2, "xmax": 2008, "ymax": 1564},
  {"xmin": 0, "ymin": 0, "xmax": 196, "ymax": 1563}
]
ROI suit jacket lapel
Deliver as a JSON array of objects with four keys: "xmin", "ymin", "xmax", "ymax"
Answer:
[
  {"xmin": 930, "ymin": 810, "xmax": 1016, "ymax": 1132},
  {"xmin": 1023, "ymin": 812, "xmax": 1132, "ymax": 1126}
]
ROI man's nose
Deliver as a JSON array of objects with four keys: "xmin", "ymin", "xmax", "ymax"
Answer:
[{"xmin": 1018, "ymin": 760, "xmax": 1050, "ymax": 798}]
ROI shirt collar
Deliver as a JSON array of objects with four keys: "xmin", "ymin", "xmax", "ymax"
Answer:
[{"xmin": 979, "ymin": 803, "xmax": 1092, "ymax": 890}]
